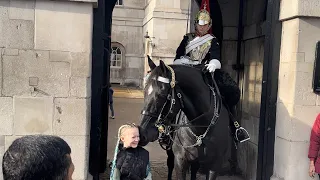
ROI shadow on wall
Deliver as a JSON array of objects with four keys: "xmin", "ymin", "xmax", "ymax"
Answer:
[
  {"xmin": 238, "ymin": 96, "xmax": 319, "ymax": 180},
  {"xmin": 270, "ymin": 97, "xmax": 319, "ymax": 180}
]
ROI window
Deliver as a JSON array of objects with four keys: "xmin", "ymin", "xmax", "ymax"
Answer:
[
  {"xmin": 111, "ymin": 46, "xmax": 122, "ymax": 68},
  {"xmin": 115, "ymin": 0, "xmax": 123, "ymax": 6}
]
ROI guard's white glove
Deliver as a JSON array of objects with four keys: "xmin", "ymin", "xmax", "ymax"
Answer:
[{"xmin": 205, "ymin": 59, "xmax": 221, "ymax": 73}]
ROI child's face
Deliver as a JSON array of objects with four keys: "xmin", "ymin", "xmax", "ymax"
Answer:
[{"xmin": 121, "ymin": 127, "xmax": 140, "ymax": 148}]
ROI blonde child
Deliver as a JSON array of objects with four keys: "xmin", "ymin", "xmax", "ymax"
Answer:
[{"xmin": 110, "ymin": 123, "xmax": 152, "ymax": 180}]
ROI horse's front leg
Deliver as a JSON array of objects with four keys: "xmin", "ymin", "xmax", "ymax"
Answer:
[
  {"xmin": 206, "ymin": 170, "xmax": 218, "ymax": 180},
  {"xmin": 190, "ymin": 162, "xmax": 200, "ymax": 180},
  {"xmin": 174, "ymin": 155, "xmax": 189, "ymax": 180},
  {"xmin": 166, "ymin": 149, "xmax": 174, "ymax": 180}
]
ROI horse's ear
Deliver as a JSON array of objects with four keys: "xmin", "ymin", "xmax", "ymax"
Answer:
[
  {"xmin": 147, "ymin": 55, "xmax": 156, "ymax": 70},
  {"xmin": 159, "ymin": 60, "xmax": 167, "ymax": 73}
]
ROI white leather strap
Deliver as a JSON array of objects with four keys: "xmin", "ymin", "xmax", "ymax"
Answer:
[{"xmin": 152, "ymin": 76, "xmax": 170, "ymax": 84}]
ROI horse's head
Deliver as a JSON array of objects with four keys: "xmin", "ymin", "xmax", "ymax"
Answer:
[{"xmin": 139, "ymin": 56, "xmax": 183, "ymax": 144}]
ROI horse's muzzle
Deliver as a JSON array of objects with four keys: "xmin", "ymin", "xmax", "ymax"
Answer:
[{"xmin": 139, "ymin": 115, "xmax": 159, "ymax": 144}]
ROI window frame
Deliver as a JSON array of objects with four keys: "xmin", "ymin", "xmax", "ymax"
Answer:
[
  {"xmin": 115, "ymin": 0, "xmax": 123, "ymax": 6},
  {"xmin": 110, "ymin": 43, "xmax": 125, "ymax": 69}
]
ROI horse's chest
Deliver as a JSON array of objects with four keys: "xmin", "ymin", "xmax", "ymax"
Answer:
[{"xmin": 197, "ymin": 139, "xmax": 215, "ymax": 158}]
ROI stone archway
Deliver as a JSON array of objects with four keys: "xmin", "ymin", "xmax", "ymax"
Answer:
[{"xmin": 91, "ymin": 1, "xmax": 281, "ymax": 180}]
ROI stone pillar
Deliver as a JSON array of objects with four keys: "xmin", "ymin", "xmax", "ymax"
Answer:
[
  {"xmin": 0, "ymin": 1, "xmax": 96, "ymax": 179},
  {"xmin": 272, "ymin": 0, "xmax": 320, "ymax": 179},
  {"xmin": 143, "ymin": 0, "xmax": 191, "ymax": 66}
]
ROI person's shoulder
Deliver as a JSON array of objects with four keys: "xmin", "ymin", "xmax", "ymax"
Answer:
[
  {"xmin": 184, "ymin": 33, "xmax": 195, "ymax": 39},
  {"xmin": 316, "ymin": 113, "xmax": 320, "ymax": 122},
  {"xmin": 137, "ymin": 146, "xmax": 149, "ymax": 151},
  {"xmin": 209, "ymin": 34, "xmax": 217, "ymax": 39},
  {"xmin": 185, "ymin": 32, "xmax": 195, "ymax": 36},
  {"xmin": 137, "ymin": 146, "xmax": 149, "ymax": 154}
]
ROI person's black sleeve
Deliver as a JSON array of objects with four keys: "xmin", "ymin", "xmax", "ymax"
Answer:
[
  {"xmin": 175, "ymin": 35, "xmax": 188, "ymax": 60},
  {"xmin": 209, "ymin": 37, "xmax": 220, "ymax": 61}
]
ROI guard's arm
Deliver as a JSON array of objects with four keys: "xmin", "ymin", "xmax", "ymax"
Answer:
[
  {"xmin": 175, "ymin": 35, "xmax": 188, "ymax": 60},
  {"xmin": 205, "ymin": 37, "xmax": 221, "ymax": 73},
  {"xmin": 209, "ymin": 37, "xmax": 221, "ymax": 61}
]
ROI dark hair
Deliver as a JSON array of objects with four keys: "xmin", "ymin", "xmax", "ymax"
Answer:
[{"xmin": 2, "ymin": 135, "xmax": 72, "ymax": 180}]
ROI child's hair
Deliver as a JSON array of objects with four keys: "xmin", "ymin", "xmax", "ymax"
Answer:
[
  {"xmin": 110, "ymin": 123, "xmax": 138, "ymax": 178},
  {"xmin": 118, "ymin": 123, "xmax": 138, "ymax": 143}
]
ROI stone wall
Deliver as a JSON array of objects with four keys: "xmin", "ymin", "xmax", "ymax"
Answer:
[
  {"xmin": 0, "ymin": 0, "xmax": 95, "ymax": 179},
  {"xmin": 143, "ymin": 0, "xmax": 190, "ymax": 67},
  {"xmin": 271, "ymin": 0, "xmax": 320, "ymax": 179},
  {"xmin": 111, "ymin": 0, "xmax": 191, "ymax": 86},
  {"xmin": 211, "ymin": 0, "xmax": 266, "ymax": 179},
  {"xmin": 111, "ymin": 0, "xmax": 145, "ymax": 87}
]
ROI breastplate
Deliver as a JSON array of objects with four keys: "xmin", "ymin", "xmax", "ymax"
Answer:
[{"xmin": 188, "ymin": 37, "xmax": 212, "ymax": 61}]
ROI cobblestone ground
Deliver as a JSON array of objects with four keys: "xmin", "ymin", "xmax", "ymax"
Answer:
[{"xmin": 100, "ymin": 97, "xmax": 244, "ymax": 180}]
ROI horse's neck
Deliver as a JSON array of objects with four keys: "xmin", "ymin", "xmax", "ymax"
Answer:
[
  {"xmin": 175, "ymin": 66, "xmax": 211, "ymax": 121},
  {"xmin": 180, "ymin": 86, "xmax": 210, "ymax": 122}
]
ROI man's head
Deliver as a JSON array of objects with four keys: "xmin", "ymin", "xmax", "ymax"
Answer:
[
  {"xmin": 2, "ymin": 135, "xmax": 74, "ymax": 180},
  {"xmin": 195, "ymin": 9, "xmax": 212, "ymax": 36}
]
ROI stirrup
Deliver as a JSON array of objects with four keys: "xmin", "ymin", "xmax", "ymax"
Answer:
[{"xmin": 235, "ymin": 127, "xmax": 250, "ymax": 143}]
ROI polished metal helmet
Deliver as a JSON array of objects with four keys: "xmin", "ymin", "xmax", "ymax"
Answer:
[{"xmin": 195, "ymin": 9, "xmax": 211, "ymax": 25}]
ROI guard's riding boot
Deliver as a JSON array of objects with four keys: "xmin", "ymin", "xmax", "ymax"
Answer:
[{"xmin": 229, "ymin": 106, "xmax": 250, "ymax": 143}]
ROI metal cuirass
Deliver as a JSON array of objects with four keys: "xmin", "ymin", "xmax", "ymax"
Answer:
[{"xmin": 187, "ymin": 37, "xmax": 212, "ymax": 61}]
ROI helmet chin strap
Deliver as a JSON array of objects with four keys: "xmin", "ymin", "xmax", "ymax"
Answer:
[{"xmin": 195, "ymin": 23, "xmax": 212, "ymax": 37}]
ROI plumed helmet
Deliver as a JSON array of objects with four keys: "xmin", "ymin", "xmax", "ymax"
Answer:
[{"xmin": 195, "ymin": 9, "xmax": 211, "ymax": 25}]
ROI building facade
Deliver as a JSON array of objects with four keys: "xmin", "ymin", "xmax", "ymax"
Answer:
[
  {"xmin": 110, "ymin": 0, "xmax": 190, "ymax": 87},
  {"xmin": 0, "ymin": 0, "xmax": 95, "ymax": 179},
  {"xmin": 0, "ymin": 0, "xmax": 320, "ymax": 180}
]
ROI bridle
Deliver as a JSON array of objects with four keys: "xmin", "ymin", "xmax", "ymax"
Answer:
[
  {"xmin": 141, "ymin": 64, "xmax": 222, "ymax": 149},
  {"xmin": 141, "ymin": 65, "xmax": 183, "ymax": 135}
]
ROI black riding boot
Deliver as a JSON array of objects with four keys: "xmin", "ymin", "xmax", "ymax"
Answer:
[{"xmin": 228, "ymin": 106, "xmax": 250, "ymax": 143}]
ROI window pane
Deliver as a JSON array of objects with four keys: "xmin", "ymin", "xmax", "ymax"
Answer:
[
  {"xmin": 119, "ymin": 0, "xmax": 123, "ymax": 5},
  {"xmin": 116, "ymin": 55, "xmax": 121, "ymax": 61},
  {"xmin": 117, "ymin": 61, "xmax": 121, "ymax": 67},
  {"xmin": 116, "ymin": 48, "xmax": 121, "ymax": 54},
  {"xmin": 111, "ymin": 53, "xmax": 115, "ymax": 60}
]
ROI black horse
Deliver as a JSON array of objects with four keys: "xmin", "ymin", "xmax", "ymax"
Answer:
[{"xmin": 139, "ymin": 57, "xmax": 232, "ymax": 180}]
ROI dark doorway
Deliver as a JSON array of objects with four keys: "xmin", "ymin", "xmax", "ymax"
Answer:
[{"xmin": 89, "ymin": 1, "xmax": 280, "ymax": 180}]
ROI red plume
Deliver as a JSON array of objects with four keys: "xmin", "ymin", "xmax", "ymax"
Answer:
[
  {"xmin": 200, "ymin": 0, "xmax": 212, "ymax": 34},
  {"xmin": 200, "ymin": 0, "xmax": 210, "ymax": 12}
]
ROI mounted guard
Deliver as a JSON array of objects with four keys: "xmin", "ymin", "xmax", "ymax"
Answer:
[{"xmin": 172, "ymin": 0, "xmax": 250, "ymax": 143}]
